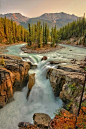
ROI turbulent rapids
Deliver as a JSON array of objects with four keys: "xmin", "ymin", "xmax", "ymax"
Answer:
[{"xmin": 0, "ymin": 44, "xmax": 86, "ymax": 129}]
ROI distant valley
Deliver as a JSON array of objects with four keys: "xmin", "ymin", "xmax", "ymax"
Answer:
[{"xmin": 0, "ymin": 12, "xmax": 78, "ymax": 29}]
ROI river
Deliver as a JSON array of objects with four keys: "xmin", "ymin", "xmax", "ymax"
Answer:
[{"xmin": 0, "ymin": 44, "xmax": 86, "ymax": 129}]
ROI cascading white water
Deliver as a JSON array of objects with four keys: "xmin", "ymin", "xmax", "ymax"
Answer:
[
  {"xmin": 0, "ymin": 59, "xmax": 63, "ymax": 129},
  {"xmin": 0, "ymin": 43, "xmax": 86, "ymax": 129}
]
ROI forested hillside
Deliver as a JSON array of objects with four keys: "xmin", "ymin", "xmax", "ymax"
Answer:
[
  {"xmin": 0, "ymin": 12, "xmax": 78, "ymax": 29},
  {"xmin": 58, "ymin": 16, "xmax": 86, "ymax": 46},
  {"xmin": 0, "ymin": 15, "xmax": 86, "ymax": 47},
  {"xmin": 26, "ymin": 16, "xmax": 86, "ymax": 48},
  {"xmin": 0, "ymin": 17, "xmax": 29, "ymax": 44}
]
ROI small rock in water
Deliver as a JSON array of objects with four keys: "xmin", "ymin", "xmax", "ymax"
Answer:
[
  {"xmin": 53, "ymin": 56, "xmax": 56, "ymax": 58},
  {"xmin": 41, "ymin": 56, "xmax": 47, "ymax": 61}
]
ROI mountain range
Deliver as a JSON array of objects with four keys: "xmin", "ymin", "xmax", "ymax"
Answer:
[{"xmin": 0, "ymin": 12, "xmax": 78, "ymax": 29}]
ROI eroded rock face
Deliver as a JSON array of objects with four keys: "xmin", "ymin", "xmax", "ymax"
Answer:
[
  {"xmin": 27, "ymin": 73, "xmax": 35, "ymax": 98},
  {"xmin": 0, "ymin": 68, "xmax": 15, "ymax": 108},
  {"xmin": 28, "ymin": 73, "xmax": 35, "ymax": 90},
  {"xmin": 47, "ymin": 63, "xmax": 86, "ymax": 114},
  {"xmin": 33, "ymin": 113, "xmax": 51, "ymax": 129},
  {"xmin": 0, "ymin": 54, "xmax": 30, "ymax": 108}
]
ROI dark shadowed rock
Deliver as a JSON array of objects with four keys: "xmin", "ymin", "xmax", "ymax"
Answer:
[
  {"xmin": 41, "ymin": 56, "xmax": 47, "ymax": 61},
  {"xmin": 18, "ymin": 122, "xmax": 39, "ymax": 129}
]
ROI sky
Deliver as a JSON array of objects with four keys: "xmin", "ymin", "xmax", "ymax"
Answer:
[{"xmin": 0, "ymin": 0, "xmax": 86, "ymax": 18}]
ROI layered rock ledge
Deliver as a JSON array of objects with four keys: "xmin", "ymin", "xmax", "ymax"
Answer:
[
  {"xmin": 0, "ymin": 54, "xmax": 30, "ymax": 108},
  {"xmin": 47, "ymin": 60, "xmax": 86, "ymax": 114}
]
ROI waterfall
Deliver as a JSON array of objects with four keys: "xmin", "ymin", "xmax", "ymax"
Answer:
[
  {"xmin": 0, "ymin": 57, "xmax": 63, "ymax": 129},
  {"xmin": 1, "ymin": 43, "xmax": 86, "ymax": 129}
]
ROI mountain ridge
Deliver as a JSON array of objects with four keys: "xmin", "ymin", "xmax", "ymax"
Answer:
[
  {"xmin": 0, "ymin": 12, "xmax": 79, "ymax": 29},
  {"xmin": 0, "ymin": 13, "xmax": 29, "ymax": 24}
]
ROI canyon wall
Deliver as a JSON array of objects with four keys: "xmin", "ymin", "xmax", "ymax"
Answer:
[
  {"xmin": 47, "ymin": 61, "xmax": 86, "ymax": 114},
  {"xmin": 0, "ymin": 54, "xmax": 30, "ymax": 108}
]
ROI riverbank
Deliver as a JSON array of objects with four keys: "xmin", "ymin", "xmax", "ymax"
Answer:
[
  {"xmin": 0, "ymin": 42, "xmax": 26, "ymax": 54},
  {"xmin": 21, "ymin": 44, "xmax": 64, "ymax": 54},
  {"xmin": 60, "ymin": 43, "xmax": 86, "ymax": 49}
]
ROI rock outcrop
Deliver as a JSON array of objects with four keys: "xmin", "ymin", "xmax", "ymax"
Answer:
[
  {"xmin": 0, "ymin": 54, "xmax": 30, "ymax": 108},
  {"xmin": 0, "ymin": 68, "xmax": 15, "ymax": 108},
  {"xmin": 47, "ymin": 62, "xmax": 86, "ymax": 114},
  {"xmin": 27, "ymin": 73, "xmax": 35, "ymax": 98},
  {"xmin": 28, "ymin": 73, "xmax": 35, "ymax": 90}
]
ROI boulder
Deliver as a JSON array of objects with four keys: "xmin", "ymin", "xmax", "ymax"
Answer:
[
  {"xmin": 41, "ymin": 56, "xmax": 47, "ymax": 61},
  {"xmin": 33, "ymin": 113, "xmax": 51, "ymax": 129}
]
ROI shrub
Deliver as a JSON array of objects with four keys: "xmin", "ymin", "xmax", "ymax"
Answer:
[
  {"xmin": 84, "ymin": 67, "xmax": 86, "ymax": 71},
  {"xmin": 0, "ymin": 57, "xmax": 5, "ymax": 66}
]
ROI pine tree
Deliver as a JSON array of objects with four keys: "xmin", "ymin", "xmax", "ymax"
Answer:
[
  {"xmin": 37, "ymin": 21, "xmax": 43, "ymax": 48},
  {"xmin": 51, "ymin": 27, "xmax": 54, "ymax": 47},
  {"xmin": 43, "ymin": 22, "xmax": 45, "ymax": 46},
  {"xmin": 0, "ymin": 18, "xmax": 4, "ymax": 43},
  {"xmin": 9, "ymin": 32, "xmax": 13, "ymax": 44},
  {"xmin": 4, "ymin": 16, "xmax": 8, "ymax": 40},
  {"xmin": 28, "ymin": 23, "xmax": 32, "ymax": 46},
  {"xmin": 45, "ymin": 23, "xmax": 47, "ymax": 45}
]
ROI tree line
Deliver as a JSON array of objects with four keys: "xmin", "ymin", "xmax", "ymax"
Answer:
[
  {"xmin": 28, "ymin": 21, "xmax": 57, "ymax": 48},
  {"xmin": 0, "ymin": 16, "xmax": 29, "ymax": 44},
  {"xmin": 27, "ymin": 16, "xmax": 86, "ymax": 48},
  {"xmin": 0, "ymin": 16, "xmax": 86, "ymax": 47},
  {"xmin": 58, "ymin": 16, "xmax": 86, "ymax": 46}
]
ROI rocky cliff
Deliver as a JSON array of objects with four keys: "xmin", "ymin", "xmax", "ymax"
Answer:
[
  {"xmin": 47, "ymin": 60, "xmax": 86, "ymax": 114},
  {"xmin": 0, "ymin": 54, "xmax": 30, "ymax": 108}
]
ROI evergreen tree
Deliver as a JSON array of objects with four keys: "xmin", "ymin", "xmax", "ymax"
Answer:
[
  {"xmin": 45, "ymin": 23, "xmax": 47, "ymax": 45},
  {"xmin": 9, "ymin": 32, "xmax": 13, "ymax": 44},
  {"xmin": 28, "ymin": 23, "xmax": 32, "ymax": 46},
  {"xmin": 43, "ymin": 22, "xmax": 45, "ymax": 46}
]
